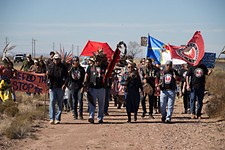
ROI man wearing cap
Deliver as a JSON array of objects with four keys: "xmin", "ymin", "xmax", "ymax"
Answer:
[
  {"xmin": 84, "ymin": 56, "xmax": 106, "ymax": 124},
  {"xmin": 20, "ymin": 54, "xmax": 34, "ymax": 72},
  {"xmin": 47, "ymin": 54, "xmax": 68, "ymax": 124},
  {"xmin": 159, "ymin": 60, "xmax": 179, "ymax": 123},
  {"xmin": 64, "ymin": 56, "xmax": 85, "ymax": 120}
]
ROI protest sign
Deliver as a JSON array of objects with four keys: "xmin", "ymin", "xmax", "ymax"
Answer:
[{"xmin": 11, "ymin": 70, "xmax": 48, "ymax": 93}]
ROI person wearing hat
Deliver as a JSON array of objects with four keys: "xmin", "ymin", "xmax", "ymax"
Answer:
[
  {"xmin": 84, "ymin": 55, "xmax": 107, "ymax": 124},
  {"xmin": 159, "ymin": 60, "xmax": 179, "ymax": 123},
  {"xmin": 64, "ymin": 56, "xmax": 85, "ymax": 120},
  {"xmin": 47, "ymin": 54, "xmax": 68, "ymax": 124},
  {"xmin": 20, "ymin": 53, "xmax": 34, "ymax": 72},
  {"xmin": 28, "ymin": 59, "xmax": 41, "ymax": 73}
]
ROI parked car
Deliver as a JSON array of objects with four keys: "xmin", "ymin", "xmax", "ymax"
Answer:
[{"xmin": 13, "ymin": 54, "xmax": 26, "ymax": 63}]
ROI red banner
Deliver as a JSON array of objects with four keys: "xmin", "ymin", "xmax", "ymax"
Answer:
[
  {"xmin": 169, "ymin": 31, "xmax": 204, "ymax": 66},
  {"xmin": 11, "ymin": 70, "xmax": 48, "ymax": 93},
  {"xmin": 104, "ymin": 48, "xmax": 121, "ymax": 80}
]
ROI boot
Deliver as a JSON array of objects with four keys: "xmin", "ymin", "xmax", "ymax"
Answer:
[
  {"xmin": 134, "ymin": 112, "xmax": 137, "ymax": 121},
  {"xmin": 127, "ymin": 113, "xmax": 131, "ymax": 123}
]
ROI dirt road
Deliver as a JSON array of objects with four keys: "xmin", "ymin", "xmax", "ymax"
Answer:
[{"xmin": 5, "ymin": 98, "xmax": 225, "ymax": 150}]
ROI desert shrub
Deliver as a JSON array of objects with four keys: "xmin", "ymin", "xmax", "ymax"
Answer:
[
  {"xmin": 0, "ymin": 100, "xmax": 19, "ymax": 117},
  {"xmin": 4, "ymin": 106, "xmax": 19, "ymax": 117},
  {"xmin": 0, "ymin": 100, "xmax": 16, "ymax": 113},
  {"xmin": 0, "ymin": 93, "xmax": 47, "ymax": 139},
  {"xmin": 205, "ymin": 69, "xmax": 225, "ymax": 120},
  {"xmin": 4, "ymin": 115, "xmax": 32, "ymax": 139}
]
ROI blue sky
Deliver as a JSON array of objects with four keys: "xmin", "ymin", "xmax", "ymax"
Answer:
[{"xmin": 0, "ymin": 0, "xmax": 225, "ymax": 57}]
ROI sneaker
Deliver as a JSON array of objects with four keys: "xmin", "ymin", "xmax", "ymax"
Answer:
[
  {"xmin": 88, "ymin": 118, "xmax": 94, "ymax": 124},
  {"xmin": 98, "ymin": 120, "xmax": 104, "ymax": 124},
  {"xmin": 54, "ymin": 120, "xmax": 60, "ymax": 124},
  {"xmin": 49, "ymin": 120, "xmax": 54, "ymax": 124},
  {"xmin": 165, "ymin": 119, "xmax": 171, "ymax": 123},
  {"xmin": 149, "ymin": 114, "xmax": 155, "ymax": 119}
]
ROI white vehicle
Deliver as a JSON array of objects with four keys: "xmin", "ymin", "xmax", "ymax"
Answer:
[{"xmin": 13, "ymin": 54, "xmax": 26, "ymax": 63}]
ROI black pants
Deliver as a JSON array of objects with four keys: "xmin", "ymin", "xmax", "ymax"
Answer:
[
  {"xmin": 141, "ymin": 94, "xmax": 156, "ymax": 115},
  {"xmin": 183, "ymin": 90, "xmax": 190, "ymax": 110}
]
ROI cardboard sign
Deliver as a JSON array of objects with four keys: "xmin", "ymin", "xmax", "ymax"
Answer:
[{"xmin": 11, "ymin": 70, "xmax": 48, "ymax": 93}]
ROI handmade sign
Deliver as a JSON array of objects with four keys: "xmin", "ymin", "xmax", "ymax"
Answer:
[{"xmin": 11, "ymin": 70, "xmax": 48, "ymax": 93}]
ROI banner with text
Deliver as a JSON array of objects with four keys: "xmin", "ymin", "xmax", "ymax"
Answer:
[{"xmin": 11, "ymin": 70, "xmax": 48, "ymax": 93}]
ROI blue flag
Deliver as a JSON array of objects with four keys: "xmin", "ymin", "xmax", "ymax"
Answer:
[{"xmin": 146, "ymin": 35, "xmax": 167, "ymax": 64}]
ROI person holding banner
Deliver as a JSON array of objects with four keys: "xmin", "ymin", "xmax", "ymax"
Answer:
[
  {"xmin": 0, "ymin": 59, "xmax": 16, "ymax": 102},
  {"xmin": 20, "ymin": 54, "xmax": 34, "ymax": 72},
  {"xmin": 46, "ymin": 54, "xmax": 68, "ymax": 124}
]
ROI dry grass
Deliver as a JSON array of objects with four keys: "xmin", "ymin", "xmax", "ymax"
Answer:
[
  {"xmin": 205, "ymin": 68, "xmax": 225, "ymax": 120},
  {"xmin": 0, "ymin": 92, "xmax": 47, "ymax": 139}
]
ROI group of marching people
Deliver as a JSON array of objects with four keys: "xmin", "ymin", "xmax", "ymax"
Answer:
[{"xmin": 0, "ymin": 49, "xmax": 211, "ymax": 125}]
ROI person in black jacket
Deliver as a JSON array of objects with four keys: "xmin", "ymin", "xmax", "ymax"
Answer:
[
  {"xmin": 47, "ymin": 54, "xmax": 68, "ymax": 124},
  {"xmin": 65, "ymin": 56, "xmax": 85, "ymax": 120},
  {"xmin": 121, "ymin": 62, "xmax": 143, "ymax": 123}
]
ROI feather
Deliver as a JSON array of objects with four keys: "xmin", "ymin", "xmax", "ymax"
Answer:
[{"xmin": 2, "ymin": 43, "xmax": 16, "ymax": 60}]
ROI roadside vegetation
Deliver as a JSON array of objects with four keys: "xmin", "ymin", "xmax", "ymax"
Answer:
[
  {"xmin": 205, "ymin": 68, "xmax": 225, "ymax": 121},
  {"xmin": 0, "ymin": 93, "xmax": 47, "ymax": 139}
]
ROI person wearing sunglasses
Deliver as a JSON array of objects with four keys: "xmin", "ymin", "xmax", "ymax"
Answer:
[{"xmin": 121, "ymin": 62, "xmax": 143, "ymax": 123}]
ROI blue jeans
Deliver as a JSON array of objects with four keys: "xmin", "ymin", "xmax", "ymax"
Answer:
[
  {"xmin": 88, "ymin": 88, "xmax": 105, "ymax": 121},
  {"xmin": 190, "ymin": 88, "xmax": 205, "ymax": 117},
  {"xmin": 71, "ymin": 88, "xmax": 83, "ymax": 118},
  {"xmin": 160, "ymin": 90, "xmax": 175, "ymax": 121},
  {"xmin": 49, "ymin": 88, "xmax": 64, "ymax": 121}
]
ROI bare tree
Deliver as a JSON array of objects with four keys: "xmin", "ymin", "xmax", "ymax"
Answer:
[{"xmin": 127, "ymin": 41, "xmax": 142, "ymax": 57}]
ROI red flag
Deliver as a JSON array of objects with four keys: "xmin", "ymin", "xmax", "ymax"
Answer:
[{"xmin": 169, "ymin": 31, "xmax": 204, "ymax": 66}]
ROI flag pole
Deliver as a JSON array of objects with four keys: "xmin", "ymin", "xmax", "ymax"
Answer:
[{"xmin": 217, "ymin": 45, "xmax": 225, "ymax": 59}]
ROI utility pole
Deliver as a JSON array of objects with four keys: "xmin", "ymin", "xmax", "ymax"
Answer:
[
  {"xmin": 32, "ymin": 38, "xmax": 37, "ymax": 58},
  {"xmin": 32, "ymin": 38, "xmax": 34, "ymax": 56},
  {"xmin": 77, "ymin": 45, "xmax": 79, "ymax": 56}
]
